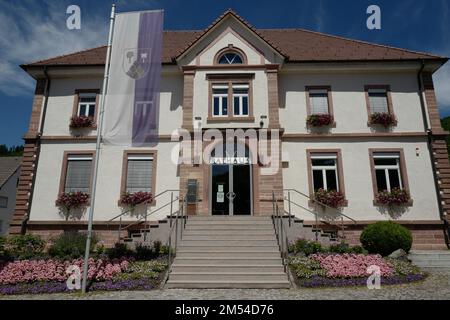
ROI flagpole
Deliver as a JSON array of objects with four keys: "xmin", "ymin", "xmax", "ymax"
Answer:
[{"xmin": 81, "ymin": 3, "xmax": 116, "ymax": 294}]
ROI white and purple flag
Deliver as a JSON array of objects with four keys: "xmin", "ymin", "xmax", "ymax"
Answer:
[{"xmin": 103, "ymin": 10, "xmax": 164, "ymax": 146}]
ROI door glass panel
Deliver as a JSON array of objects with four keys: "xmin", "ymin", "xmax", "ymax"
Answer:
[
  {"xmin": 233, "ymin": 165, "xmax": 251, "ymax": 215},
  {"xmin": 313, "ymin": 170, "xmax": 324, "ymax": 191},
  {"xmin": 388, "ymin": 169, "xmax": 401, "ymax": 189},
  {"xmin": 326, "ymin": 170, "xmax": 338, "ymax": 191},
  {"xmin": 211, "ymin": 165, "xmax": 229, "ymax": 215},
  {"xmin": 376, "ymin": 169, "xmax": 388, "ymax": 192}
]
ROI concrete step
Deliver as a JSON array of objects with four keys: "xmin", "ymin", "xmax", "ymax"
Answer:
[
  {"xmin": 181, "ymin": 235, "xmax": 276, "ymax": 241},
  {"xmin": 165, "ymin": 280, "xmax": 290, "ymax": 289},
  {"xmin": 189, "ymin": 216, "xmax": 272, "ymax": 221},
  {"xmin": 169, "ymin": 272, "xmax": 288, "ymax": 281},
  {"xmin": 181, "ymin": 240, "xmax": 278, "ymax": 246},
  {"xmin": 173, "ymin": 257, "xmax": 283, "ymax": 265},
  {"xmin": 187, "ymin": 221, "xmax": 273, "ymax": 226},
  {"xmin": 408, "ymin": 259, "xmax": 450, "ymax": 267},
  {"xmin": 178, "ymin": 245, "xmax": 280, "ymax": 252},
  {"xmin": 186, "ymin": 225, "xmax": 274, "ymax": 231},
  {"xmin": 170, "ymin": 265, "xmax": 285, "ymax": 273},
  {"xmin": 183, "ymin": 230, "xmax": 275, "ymax": 236},
  {"xmin": 176, "ymin": 251, "xmax": 281, "ymax": 258}
]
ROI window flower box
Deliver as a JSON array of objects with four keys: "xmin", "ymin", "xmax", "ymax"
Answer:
[
  {"xmin": 306, "ymin": 114, "xmax": 334, "ymax": 127},
  {"xmin": 119, "ymin": 192, "xmax": 153, "ymax": 210},
  {"xmin": 375, "ymin": 188, "xmax": 410, "ymax": 206},
  {"xmin": 70, "ymin": 115, "xmax": 94, "ymax": 129},
  {"xmin": 368, "ymin": 112, "xmax": 397, "ymax": 128},
  {"xmin": 313, "ymin": 189, "xmax": 346, "ymax": 209},
  {"xmin": 55, "ymin": 192, "xmax": 90, "ymax": 221}
]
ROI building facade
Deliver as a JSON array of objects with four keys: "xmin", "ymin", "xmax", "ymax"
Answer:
[
  {"xmin": 10, "ymin": 11, "xmax": 450, "ymax": 249},
  {"xmin": 0, "ymin": 157, "xmax": 21, "ymax": 236}
]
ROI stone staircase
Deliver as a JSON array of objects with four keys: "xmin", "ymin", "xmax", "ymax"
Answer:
[
  {"xmin": 408, "ymin": 250, "xmax": 450, "ymax": 270},
  {"xmin": 165, "ymin": 216, "xmax": 291, "ymax": 289}
]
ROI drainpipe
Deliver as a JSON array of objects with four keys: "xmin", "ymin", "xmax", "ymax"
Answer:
[
  {"xmin": 21, "ymin": 67, "xmax": 51, "ymax": 233},
  {"xmin": 417, "ymin": 60, "xmax": 450, "ymax": 248}
]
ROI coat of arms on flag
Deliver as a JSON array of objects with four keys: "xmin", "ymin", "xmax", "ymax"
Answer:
[{"xmin": 103, "ymin": 10, "xmax": 163, "ymax": 147}]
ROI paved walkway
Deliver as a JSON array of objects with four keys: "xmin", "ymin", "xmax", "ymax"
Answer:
[{"xmin": 1, "ymin": 270, "xmax": 449, "ymax": 300}]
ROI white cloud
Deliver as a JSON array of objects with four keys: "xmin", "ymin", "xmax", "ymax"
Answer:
[{"xmin": 0, "ymin": 0, "xmax": 109, "ymax": 96}]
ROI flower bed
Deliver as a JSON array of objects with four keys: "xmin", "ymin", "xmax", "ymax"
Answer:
[
  {"xmin": 368, "ymin": 112, "xmax": 397, "ymax": 128},
  {"xmin": 306, "ymin": 114, "xmax": 334, "ymax": 127},
  {"xmin": 314, "ymin": 189, "xmax": 346, "ymax": 209},
  {"xmin": 0, "ymin": 258, "xmax": 167, "ymax": 295},
  {"xmin": 289, "ymin": 253, "xmax": 425, "ymax": 288},
  {"xmin": 375, "ymin": 188, "xmax": 411, "ymax": 206}
]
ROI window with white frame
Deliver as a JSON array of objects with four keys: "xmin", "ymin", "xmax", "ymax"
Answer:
[
  {"xmin": 368, "ymin": 88, "xmax": 389, "ymax": 114},
  {"xmin": 126, "ymin": 155, "xmax": 154, "ymax": 193},
  {"xmin": 64, "ymin": 155, "xmax": 93, "ymax": 193},
  {"xmin": 233, "ymin": 84, "xmax": 249, "ymax": 116},
  {"xmin": 78, "ymin": 93, "xmax": 97, "ymax": 118},
  {"xmin": 373, "ymin": 152, "xmax": 403, "ymax": 192},
  {"xmin": 212, "ymin": 85, "xmax": 228, "ymax": 117},
  {"xmin": 0, "ymin": 196, "xmax": 7, "ymax": 208},
  {"xmin": 218, "ymin": 52, "xmax": 243, "ymax": 64},
  {"xmin": 309, "ymin": 89, "xmax": 329, "ymax": 115},
  {"xmin": 311, "ymin": 153, "xmax": 339, "ymax": 191}
]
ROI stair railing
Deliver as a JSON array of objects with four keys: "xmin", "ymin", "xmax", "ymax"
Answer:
[
  {"xmin": 166, "ymin": 196, "xmax": 188, "ymax": 279},
  {"xmin": 283, "ymin": 189, "xmax": 357, "ymax": 241},
  {"xmin": 272, "ymin": 192, "xmax": 290, "ymax": 272},
  {"xmin": 107, "ymin": 189, "xmax": 180, "ymax": 242}
]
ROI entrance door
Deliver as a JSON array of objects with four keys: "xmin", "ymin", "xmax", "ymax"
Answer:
[{"xmin": 211, "ymin": 164, "xmax": 252, "ymax": 215}]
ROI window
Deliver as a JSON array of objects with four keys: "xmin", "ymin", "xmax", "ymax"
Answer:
[
  {"xmin": 218, "ymin": 52, "xmax": 243, "ymax": 65},
  {"xmin": 0, "ymin": 196, "xmax": 7, "ymax": 208},
  {"xmin": 368, "ymin": 89, "xmax": 389, "ymax": 114},
  {"xmin": 212, "ymin": 85, "xmax": 228, "ymax": 117},
  {"xmin": 372, "ymin": 152, "xmax": 403, "ymax": 192},
  {"xmin": 78, "ymin": 93, "xmax": 97, "ymax": 118},
  {"xmin": 309, "ymin": 89, "xmax": 329, "ymax": 115},
  {"xmin": 311, "ymin": 153, "xmax": 339, "ymax": 192},
  {"xmin": 126, "ymin": 155, "xmax": 154, "ymax": 193},
  {"xmin": 233, "ymin": 84, "xmax": 249, "ymax": 116},
  {"xmin": 63, "ymin": 154, "xmax": 93, "ymax": 193}
]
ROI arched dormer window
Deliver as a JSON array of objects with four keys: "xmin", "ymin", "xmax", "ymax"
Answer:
[{"xmin": 218, "ymin": 51, "xmax": 244, "ymax": 64}]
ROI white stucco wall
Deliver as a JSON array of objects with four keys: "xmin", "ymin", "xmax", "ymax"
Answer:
[
  {"xmin": 0, "ymin": 170, "xmax": 19, "ymax": 235},
  {"xmin": 282, "ymin": 138, "xmax": 440, "ymax": 222},
  {"xmin": 279, "ymin": 71, "xmax": 426, "ymax": 134},
  {"xmin": 30, "ymin": 141, "xmax": 180, "ymax": 222}
]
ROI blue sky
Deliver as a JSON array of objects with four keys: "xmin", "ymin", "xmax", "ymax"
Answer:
[{"xmin": 1, "ymin": 0, "xmax": 450, "ymax": 146}]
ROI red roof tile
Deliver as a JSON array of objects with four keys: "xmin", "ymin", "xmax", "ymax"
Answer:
[{"xmin": 21, "ymin": 11, "xmax": 445, "ymax": 68}]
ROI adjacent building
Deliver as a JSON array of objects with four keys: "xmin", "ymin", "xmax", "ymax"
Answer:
[{"xmin": 0, "ymin": 157, "xmax": 21, "ymax": 236}]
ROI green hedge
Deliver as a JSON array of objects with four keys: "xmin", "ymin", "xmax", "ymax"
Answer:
[{"xmin": 360, "ymin": 221, "xmax": 412, "ymax": 256}]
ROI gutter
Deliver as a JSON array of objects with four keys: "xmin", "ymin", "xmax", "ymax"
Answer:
[{"xmin": 418, "ymin": 59, "xmax": 450, "ymax": 248}]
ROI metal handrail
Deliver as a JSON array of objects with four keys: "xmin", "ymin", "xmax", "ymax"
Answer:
[
  {"xmin": 283, "ymin": 188, "xmax": 357, "ymax": 241},
  {"xmin": 166, "ymin": 196, "xmax": 188, "ymax": 281},
  {"xmin": 272, "ymin": 192, "xmax": 290, "ymax": 273}
]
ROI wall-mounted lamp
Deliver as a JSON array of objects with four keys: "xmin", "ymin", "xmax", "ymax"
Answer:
[
  {"xmin": 260, "ymin": 115, "xmax": 267, "ymax": 128},
  {"xmin": 416, "ymin": 147, "xmax": 420, "ymax": 156}
]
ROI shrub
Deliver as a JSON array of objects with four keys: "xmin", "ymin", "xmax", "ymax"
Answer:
[
  {"xmin": 105, "ymin": 243, "xmax": 134, "ymax": 260},
  {"xmin": 314, "ymin": 189, "xmax": 346, "ymax": 209},
  {"xmin": 328, "ymin": 242, "xmax": 367, "ymax": 255},
  {"xmin": 134, "ymin": 244, "xmax": 155, "ymax": 261},
  {"xmin": 360, "ymin": 221, "xmax": 413, "ymax": 256},
  {"xmin": 306, "ymin": 114, "xmax": 333, "ymax": 127},
  {"xmin": 385, "ymin": 257, "xmax": 424, "ymax": 276},
  {"xmin": 0, "ymin": 237, "xmax": 11, "ymax": 262},
  {"xmin": 48, "ymin": 232, "xmax": 97, "ymax": 259},
  {"xmin": 153, "ymin": 240, "xmax": 162, "ymax": 255},
  {"xmin": 289, "ymin": 239, "xmax": 323, "ymax": 256},
  {"xmin": 369, "ymin": 112, "xmax": 397, "ymax": 128},
  {"xmin": 6, "ymin": 234, "xmax": 46, "ymax": 259},
  {"xmin": 311, "ymin": 253, "xmax": 394, "ymax": 278},
  {"xmin": 376, "ymin": 188, "xmax": 410, "ymax": 206},
  {"xmin": 112, "ymin": 260, "xmax": 167, "ymax": 282}
]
